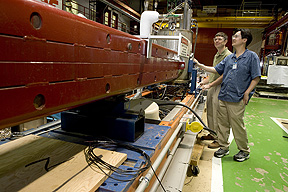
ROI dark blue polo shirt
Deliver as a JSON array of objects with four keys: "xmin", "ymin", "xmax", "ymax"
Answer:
[{"xmin": 214, "ymin": 49, "xmax": 261, "ymax": 103}]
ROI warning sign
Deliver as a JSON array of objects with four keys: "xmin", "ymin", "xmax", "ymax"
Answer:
[{"xmin": 203, "ymin": 6, "xmax": 217, "ymax": 14}]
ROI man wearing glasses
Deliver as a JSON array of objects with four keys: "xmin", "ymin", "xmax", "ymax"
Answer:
[
  {"xmin": 196, "ymin": 32, "xmax": 231, "ymax": 149},
  {"xmin": 194, "ymin": 29, "xmax": 261, "ymax": 162}
]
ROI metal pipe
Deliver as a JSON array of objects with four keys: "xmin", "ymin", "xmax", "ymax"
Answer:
[
  {"xmin": 158, "ymin": 14, "xmax": 183, "ymax": 20},
  {"xmin": 149, "ymin": 92, "xmax": 201, "ymax": 191},
  {"xmin": 156, "ymin": 3, "xmax": 184, "ymax": 34},
  {"xmin": 187, "ymin": 8, "xmax": 192, "ymax": 30},
  {"xmin": 191, "ymin": 20, "xmax": 198, "ymax": 59},
  {"xmin": 23, "ymin": 120, "xmax": 61, "ymax": 136},
  {"xmin": 191, "ymin": 89, "xmax": 202, "ymax": 109},
  {"xmin": 183, "ymin": 0, "xmax": 188, "ymax": 29},
  {"xmin": 35, "ymin": 125, "xmax": 61, "ymax": 136},
  {"xmin": 140, "ymin": 11, "xmax": 159, "ymax": 38},
  {"xmin": 130, "ymin": 88, "xmax": 143, "ymax": 100},
  {"xmin": 149, "ymin": 136, "xmax": 182, "ymax": 192},
  {"xmin": 135, "ymin": 122, "xmax": 183, "ymax": 192}
]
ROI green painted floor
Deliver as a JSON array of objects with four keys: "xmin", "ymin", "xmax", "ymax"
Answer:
[{"xmin": 222, "ymin": 97, "xmax": 288, "ymax": 192}]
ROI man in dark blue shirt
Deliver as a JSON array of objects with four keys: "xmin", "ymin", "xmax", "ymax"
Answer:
[{"xmin": 194, "ymin": 28, "xmax": 261, "ymax": 162}]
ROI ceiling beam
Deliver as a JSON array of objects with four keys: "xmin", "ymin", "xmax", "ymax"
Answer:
[{"xmin": 194, "ymin": 16, "xmax": 274, "ymax": 28}]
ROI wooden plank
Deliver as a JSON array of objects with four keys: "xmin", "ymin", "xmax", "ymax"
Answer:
[
  {"xmin": 0, "ymin": 135, "xmax": 127, "ymax": 192},
  {"xmin": 190, "ymin": 143, "xmax": 205, "ymax": 166}
]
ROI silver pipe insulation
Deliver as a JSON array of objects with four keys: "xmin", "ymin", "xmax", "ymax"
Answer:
[{"xmin": 136, "ymin": 92, "xmax": 202, "ymax": 192}]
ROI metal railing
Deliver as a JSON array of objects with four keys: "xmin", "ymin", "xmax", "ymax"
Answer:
[
  {"xmin": 194, "ymin": 4, "xmax": 278, "ymax": 18},
  {"xmin": 62, "ymin": 0, "xmax": 97, "ymax": 22},
  {"xmin": 62, "ymin": 0, "xmax": 139, "ymax": 35}
]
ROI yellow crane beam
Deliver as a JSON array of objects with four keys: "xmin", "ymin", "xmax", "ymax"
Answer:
[{"xmin": 194, "ymin": 16, "xmax": 274, "ymax": 28}]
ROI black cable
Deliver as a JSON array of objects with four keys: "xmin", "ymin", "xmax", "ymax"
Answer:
[
  {"xmin": 150, "ymin": 164, "xmax": 166, "ymax": 192},
  {"xmin": 160, "ymin": 85, "xmax": 168, "ymax": 100},
  {"xmin": 84, "ymin": 140, "xmax": 166, "ymax": 191},
  {"xmin": 85, "ymin": 140, "xmax": 149, "ymax": 181},
  {"xmin": 181, "ymin": 85, "xmax": 189, "ymax": 101},
  {"xmin": 157, "ymin": 101, "xmax": 217, "ymax": 136}
]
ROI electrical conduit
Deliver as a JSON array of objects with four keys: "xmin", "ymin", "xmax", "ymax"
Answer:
[{"xmin": 135, "ymin": 122, "xmax": 183, "ymax": 192}]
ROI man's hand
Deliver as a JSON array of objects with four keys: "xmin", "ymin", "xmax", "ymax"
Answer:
[
  {"xmin": 243, "ymin": 76, "xmax": 260, "ymax": 105},
  {"xmin": 243, "ymin": 92, "xmax": 249, "ymax": 105},
  {"xmin": 199, "ymin": 77, "xmax": 210, "ymax": 87},
  {"xmin": 202, "ymin": 84, "xmax": 211, "ymax": 90}
]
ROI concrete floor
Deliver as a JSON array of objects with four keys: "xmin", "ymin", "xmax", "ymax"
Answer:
[
  {"xmin": 182, "ymin": 97, "xmax": 288, "ymax": 192},
  {"xmin": 183, "ymin": 142, "xmax": 217, "ymax": 192}
]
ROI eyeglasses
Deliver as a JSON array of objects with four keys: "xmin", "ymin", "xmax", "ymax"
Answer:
[
  {"xmin": 213, "ymin": 37, "xmax": 224, "ymax": 41},
  {"xmin": 232, "ymin": 34, "xmax": 241, "ymax": 39}
]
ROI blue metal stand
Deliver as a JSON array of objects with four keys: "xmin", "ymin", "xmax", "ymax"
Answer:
[{"xmin": 188, "ymin": 59, "xmax": 197, "ymax": 94}]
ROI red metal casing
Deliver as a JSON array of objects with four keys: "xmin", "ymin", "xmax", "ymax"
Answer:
[{"xmin": 0, "ymin": 0, "xmax": 183, "ymax": 129}]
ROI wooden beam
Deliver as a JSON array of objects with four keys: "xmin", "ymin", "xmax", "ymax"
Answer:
[
  {"xmin": 190, "ymin": 143, "xmax": 205, "ymax": 166},
  {"xmin": 0, "ymin": 135, "xmax": 127, "ymax": 192}
]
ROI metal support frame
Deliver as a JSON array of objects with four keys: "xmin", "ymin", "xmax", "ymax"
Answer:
[{"xmin": 145, "ymin": 33, "xmax": 189, "ymax": 59}]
